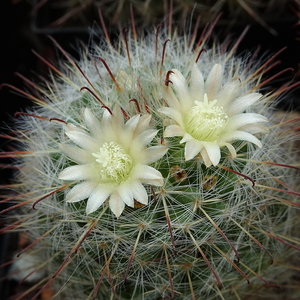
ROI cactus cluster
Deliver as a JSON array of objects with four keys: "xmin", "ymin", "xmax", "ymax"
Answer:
[{"xmin": 1, "ymin": 18, "xmax": 300, "ymax": 300}]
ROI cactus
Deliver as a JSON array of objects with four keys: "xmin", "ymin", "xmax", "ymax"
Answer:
[{"xmin": 1, "ymin": 18, "xmax": 300, "ymax": 300}]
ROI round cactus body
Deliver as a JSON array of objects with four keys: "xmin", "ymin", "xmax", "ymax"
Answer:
[{"xmin": 2, "ymin": 21, "xmax": 300, "ymax": 300}]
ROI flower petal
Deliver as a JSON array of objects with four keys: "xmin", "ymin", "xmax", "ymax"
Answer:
[
  {"xmin": 170, "ymin": 69, "xmax": 191, "ymax": 104},
  {"xmin": 180, "ymin": 132, "xmax": 194, "ymax": 143},
  {"xmin": 65, "ymin": 182, "xmax": 96, "ymax": 203},
  {"xmin": 86, "ymin": 185, "xmax": 113, "ymax": 214},
  {"xmin": 200, "ymin": 148, "xmax": 212, "ymax": 167},
  {"xmin": 143, "ymin": 145, "xmax": 168, "ymax": 164},
  {"xmin": 120, "ymin": 115, "xmax": 142, "ymax": 145},
  {"xmin": 163, "ymin": 85, "xmax": 181, "ymax": 110},
  {"xmin": 158, "ymin": 107, "xmax": 184, "ymax": 126},
  {"xmin": 117, "ymin": 184, "xmax": 134, "ymax": 208},
  {"xmin": 109, "ymin": 192, "xmax": 125, "ymax": 218},
  {"xmin": 64, "ymin": 123, "xmax": 85, "ymax": 134},
  {"xmin": 65, "ymin": 129, "xmax": 98, "ymax": 150},
  {"xmin": 125, "ymin": 114, "xmax": 140, "ymax": 133},
  {"xmin": 201, "ymin": 142, "xmax": 221, "ymax": 167},
  {"xmin": 137, "ymin": 129, "xmax": 158, "ymax": 145},
  {"xmin": 190, "ymin": 63, "xmax": 204, "ymax": 102},
  {"xmin": 226, "ymin": 113, "xmax": 268, "ymax": 131},
  {"xmin": 136, "ymin": 164, "xmax": 164, "ymax": 186},
  {"xmin": 223, "ymin": 142, "xmax": 237, "ymax": 159},
  {"xmin": 222, "ymin": 130, "xmax": 262, "ymax": 148},
  {"xmin": 58, "ymin": 164, "xmax": 93, "ymax": 181},
  {"xmin": 101, "ymin": 107, "xmax": 113, "ymax": 129},
  {"xmin": 184, "ymin": 140, "xmax": 203, "ymax": 161},
  {"xmin": 59, "ymin": 144, "xmax": 92, "ymax": 164},
  {"xmin": 101, "ymin": 106, "xmax": 123, "ymax": 137},
  {"xmin": 111, "ymin": 106, "xmax": 124, "ymax": 129},
  {"xmin": 205, "ymin": 64, "xmax": 222, "ymax": 101},
  {"xmin": 83, "ymin": 108, "xmax": 103, "ymax": 140},
  {"xmin": 130, "ymin": 180, "xmax": 148, "ymax": 205},
  {"xmin": 164, "ymin": 124, "xmax": 185, "ymax": 137},
  {"xmin": 239, "ymin": 123, "xmax": 267, "ymax": 134},
  {"xmin": 215, "ymin": 79, "xmax": 240, "ymax": 109},
  {"xmin": 136, "ymin": 114, "xmax": 151, "ymax": 133},
  {"xmin": 227, "ymin": 93, "xmax": 262, "ymax": 116}
]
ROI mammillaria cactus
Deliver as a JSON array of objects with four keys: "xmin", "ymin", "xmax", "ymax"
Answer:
[{"xmin": 1, "ymin": 16, "xmax": 300, "ymax": 300}]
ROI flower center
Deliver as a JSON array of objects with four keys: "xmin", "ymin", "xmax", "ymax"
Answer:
[
  {"xmin": 92, "ymin": 142, "xmax": 133, "ymax": 184},
  {"xmin": 186, "ymin": 94, "xmax": 228, "ymax": 142}
]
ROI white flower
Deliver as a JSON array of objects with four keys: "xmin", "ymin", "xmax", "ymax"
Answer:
[
  {"xmin": 58, "ymin": 106, "xmax": 167, "ymax": 217},
  {"xmin": 159, "ymin": 63, "xmax": 268, "ymax": 167}
]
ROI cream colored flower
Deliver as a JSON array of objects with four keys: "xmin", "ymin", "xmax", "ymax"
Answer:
[
  {"xmin": 59, "ymin": 106, "xmax": 167, "ymax": 217},
  {"xmin": 159, "ymin": 63, "xmax": 268, "ymax": 167}
]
